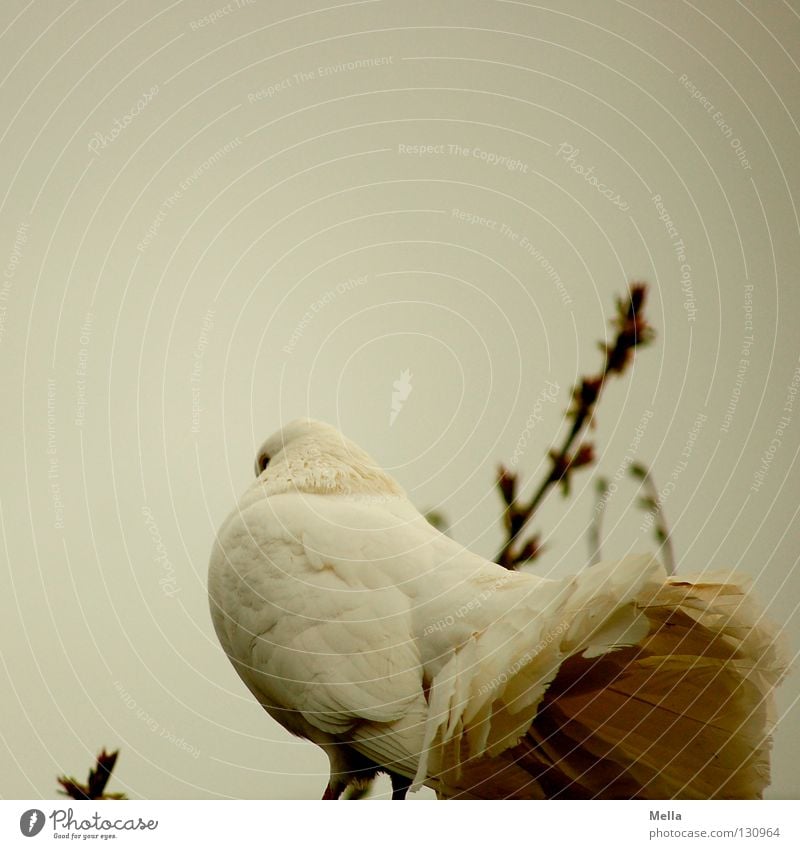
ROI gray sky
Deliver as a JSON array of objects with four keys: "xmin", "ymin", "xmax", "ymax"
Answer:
[{"xmin": 1, "ymin": 0, "xmax": 798, "ymax": 800}]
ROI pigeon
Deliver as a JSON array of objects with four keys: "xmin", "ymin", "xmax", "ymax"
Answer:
[{"xmin": 208, "ymin": 419, "xmax": 787, "ymax": 799}]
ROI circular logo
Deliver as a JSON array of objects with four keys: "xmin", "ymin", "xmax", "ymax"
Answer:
[{"xmin": 19, "ymin": 809, "xmax": 45, "ymax": 837}]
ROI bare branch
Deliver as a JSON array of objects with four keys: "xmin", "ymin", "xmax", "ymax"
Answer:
[{"xmin": 496, "ymin": 283, "xmax": 654, "ymax": 568}]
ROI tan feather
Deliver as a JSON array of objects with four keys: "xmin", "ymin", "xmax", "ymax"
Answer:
[{"xmin": 430, "ymin": 571, "xmax": 788, "ymax": 799}]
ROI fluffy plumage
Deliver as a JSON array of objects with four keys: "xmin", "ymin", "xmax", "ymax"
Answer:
[{"xmin": 208, "ymin": 419, "xmax": 787, "ymax": 799}]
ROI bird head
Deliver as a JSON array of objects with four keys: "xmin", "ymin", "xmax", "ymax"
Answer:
[{"xmin": 253, "ymin": 419, "xmax": 405, "ymax": 498}]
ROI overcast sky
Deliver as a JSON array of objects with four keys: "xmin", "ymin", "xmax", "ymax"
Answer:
[{"xmin": 1, "ymin": 0, "xmax": 798, "ymax": 800}]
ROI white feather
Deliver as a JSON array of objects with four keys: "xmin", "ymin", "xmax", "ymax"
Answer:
[{"xmin": 209, "ymin": 419, "xmax": 788, "ymax": 798}]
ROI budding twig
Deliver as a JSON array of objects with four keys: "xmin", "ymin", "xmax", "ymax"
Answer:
[
  {"xmin": 496, "ymin": 283, "xmax": 654, "ymax": 569},
  {"xmin": 57, "ymin": 749, "xmax": 126, "ymax": 800}
]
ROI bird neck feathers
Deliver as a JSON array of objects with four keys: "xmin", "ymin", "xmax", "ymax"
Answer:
[{"xmin": 258, "ymin": 435, "xmax": 405, "ymax": 499}]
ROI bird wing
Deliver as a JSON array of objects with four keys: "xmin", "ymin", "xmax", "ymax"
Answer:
[
  {"xmin": 209, "ymin": 484, "xmax": 546, "ymax": 780},
  {"xmin": 209, "ymin": 489, "xmax": 431, "ymax": 752}
]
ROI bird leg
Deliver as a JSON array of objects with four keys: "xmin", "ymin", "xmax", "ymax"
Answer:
[
  {"xmin": 322, "ymin": 782, "xmax": 342, "ymax": 800},
  {"xmin": 389, "ymin": 771, "xmax": 411, "ymax": 800}
]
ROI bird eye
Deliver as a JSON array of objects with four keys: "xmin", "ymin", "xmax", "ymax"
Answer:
[{"xmin": 256, "ymin": 452, "xmax": 271, "ymax": 475}]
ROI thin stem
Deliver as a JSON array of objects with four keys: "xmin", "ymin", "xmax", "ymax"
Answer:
[
  {"xmin": 496, "ymin": 283, "xmax": 653, "ymax": 568},
  {"xmin": 630, "ymin": 463, "xmax": 676, "ymax": 576}
]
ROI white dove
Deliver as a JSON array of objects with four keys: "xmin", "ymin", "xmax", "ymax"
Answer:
[{"xmin": 208, "ymin": 419, "xmax": 786, "ymax": 799}]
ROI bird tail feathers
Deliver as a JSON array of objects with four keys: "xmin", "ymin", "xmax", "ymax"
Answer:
[{"xmin": 419, "ymin": 556, "xmax": 788, "ymax": 799}]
